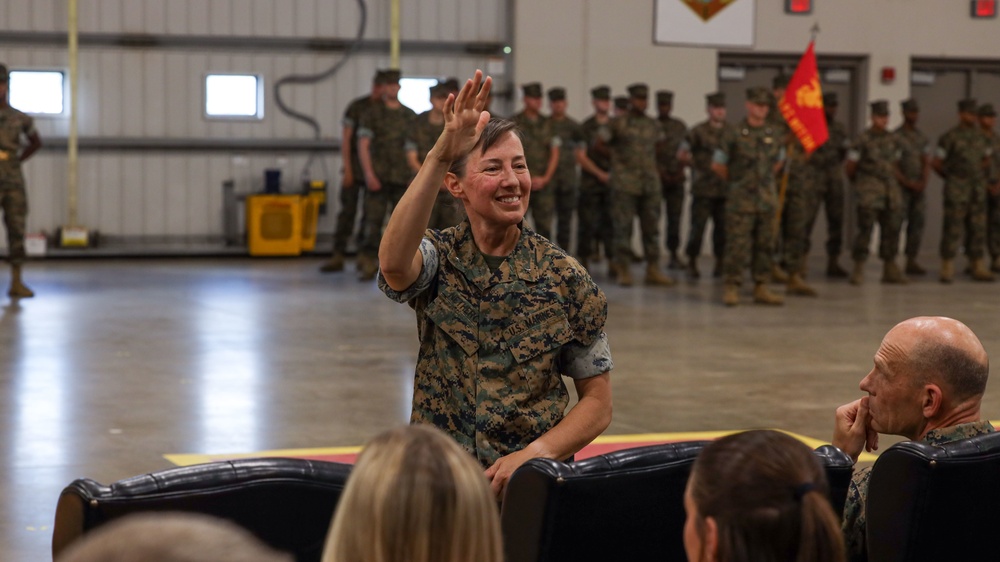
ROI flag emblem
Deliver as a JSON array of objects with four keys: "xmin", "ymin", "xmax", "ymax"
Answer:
[{"xmin": 680, "ymin": 0, "xmax": 738, "ymax": 22}]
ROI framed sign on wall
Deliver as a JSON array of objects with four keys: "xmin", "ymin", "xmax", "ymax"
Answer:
[{"xmin": 654, "ymin": 0, "xmax": 756, "ymax": 48}]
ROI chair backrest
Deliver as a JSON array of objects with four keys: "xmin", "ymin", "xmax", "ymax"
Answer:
[
  {"xmin": 866, "ymin": 431, "xmax": 1000, "ymax": 562},
  {"xmin": 500, "ymin": 441, "xmax": 854, "ymax": 562},
  {"xmin": 52, "ymin": 457, "xmax": 352, "ymax": 562}
]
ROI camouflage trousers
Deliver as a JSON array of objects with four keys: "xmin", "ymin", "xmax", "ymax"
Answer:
[
  {"xmin": 723, "ymin": 209, "xmax": 775, "ymax": 286},
  {"xmin": 428, "ymin": 190, "xmax": 464, "ymax": 231},
  {"xmin": 611, "ymin": 188, "xmax": 662, "ymax": 266},
  {"xmin": 900, "ymin": 187, "xmax": 926, "ymax": 259},
  {"xmin": 1, "ymin": 167, "xmax": 28, "ymax": 265},
  {"xmin": 815, "ymin": 171, "xmax": 845, "ymax": 258},
  {"xmin": 990, "ymin": 192, "xmax": 1000, "ymax": 258},
  {"xmin": 549, "ymin": 173, "xmax": 579, "ymax": 252},
  {"xmin": 332, "ymin": 179, "xmax": 366, "ymax": 255},
  {"xmin": 528, "ymin": 185, "xmax": 555, "ymax": 242},
  {"xmin": 780, "ymin": 175, "xmax": 821, "ymax": 273},
  {"xmin": 359, "ymin": 182, "xmax": 407, "ymax": 258},
  {"xmin": 685, "ymin": 196, "xmax": 726, "ymax": 259},
  {"xmin": 662, "ymin": 181, "xmax": 685, "ymax": 253},
  {"xmin": 940, "ymin": 183, "xmax": 987, "ymax": 260},
  {"xmin": 852, "ymin": 204, "xmax": 902, "ymax": 262},
  {"xmin": 576, "ymin": 176, "xmax": 614, "ymax": 260}
]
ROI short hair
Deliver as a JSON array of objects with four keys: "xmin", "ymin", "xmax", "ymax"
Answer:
[
  {"xmin": 321, "ymin": 425, "xmax": 503, "ymax": 562},
  {"xmin": 447, "ymin": 118, "xmax": 522, "ymax": 177},
  {"xmin": 688, "ymin": 430, "xmax": 846, "ymax": 562},
  {"xmin": 56, "ymin": 512, "xmax": 292, "ymax": 562},
  {"xmin": 908, "ymin": 339, "xmax": 989, "ymax": 402}
]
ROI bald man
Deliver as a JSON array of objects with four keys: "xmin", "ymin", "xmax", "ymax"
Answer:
[{"xmin": 832, "ymin": 316, "xmax": 993, "ymax": 562}]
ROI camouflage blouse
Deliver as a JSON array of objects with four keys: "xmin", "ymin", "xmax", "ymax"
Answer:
[{"xmin": 378, "ymin": 220, "xmax": 612, "ymax": 467}]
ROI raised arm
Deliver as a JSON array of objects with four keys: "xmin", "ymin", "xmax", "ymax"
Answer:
[{"xmin": 378, "ymin": 71, "xmax": 492, "ymax": 291}]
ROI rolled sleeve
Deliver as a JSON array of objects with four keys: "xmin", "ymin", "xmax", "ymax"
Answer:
[
  {"xmin": 712, "ymin": 148, "xmax": 729, "ymax": 165},
  {"xmin": 561, "ymin": 331, "xmax": 613, "ymax": 379},
  {"xmin": 377, "ymin": 238, "xmax": 439, "ymax": 303},
  {"xmin": 357, "ymin": 126, "xmax": 374, "ymax": 139},
  {"xmin": 846, "ymin": 149, "xmax": 861, "ymax": 162}
]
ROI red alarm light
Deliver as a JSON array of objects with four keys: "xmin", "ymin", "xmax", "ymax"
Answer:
[
  {"xmin": 785, "ymin": 0, "xmax": 813, "ymax": 14},
  {"xmin": 972, "ymin": 0, "xmax": 997, "ymax": 18}
]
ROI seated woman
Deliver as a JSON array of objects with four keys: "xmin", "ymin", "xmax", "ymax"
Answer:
[
  {"xmin": 321, "ymin": 424, "xmax": 502, "ymax": 562},
  {"xmin": 683, "ymin": 430, "xmax": 846, "ymax": 562},
  {"xmin": 377, "ymin": 70, "xmax": 613, "ymax": 498}
]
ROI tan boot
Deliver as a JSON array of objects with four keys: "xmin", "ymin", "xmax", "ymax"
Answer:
[
  {"xmin": 753, "ymin": 282, "xmax": 784, "ymax": 305},
  {"xmin": 970, "ymin": 258, "xmax": 996, "ymax": 282},
  {"xmin": 8, "ymin": 264, "xmax": 34, "ymax": 298},
  {"xmin": 644, "ymin": 261, "xmax": 676, "ymax": 287},
  {"xmin": 616, "ymin": 262, "xmax": 634, "ymax": 287},
  {"xmin": 827, "ymin": 256, "xmax": 848, "ymax": 278},
  {"xmin": 770, "ymin": 264, "xmax": 789, "ymax": 283},
  {"xmin": 319, "ymin": 252, "xmax": 345, "ymax": 273},
  {"xmin": 786, "ymin": 273, "xmax": 818, "ymax": 297},
  {"xmin": 992, "ymin": 255, "xmax": 1000, "ymax": 273},
  {"xmin": 940, "ymin": 259, "xmax": 954, "ymax": 284},
  {"xmin": 881, "ymin": 259, "xmax": 908, "ymax": 284},
  {"xmin": 687, "ymin": 258, "xmax": 701, "ymax": 280},
  {"xmin": 722, "ymin": 283, "xmax": 740, "ymax": 307},
  {"xmin": 905, "ymin": 257, "xmax": 927, "ymax": 276},
  {"xmin": 849, "ymin": 260, "xmax": 865, "ymax": 286}
]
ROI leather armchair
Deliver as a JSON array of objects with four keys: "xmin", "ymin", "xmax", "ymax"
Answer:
[{"xmin": 52, "ymin": 457, "xmax": 352, "ymax": 562}]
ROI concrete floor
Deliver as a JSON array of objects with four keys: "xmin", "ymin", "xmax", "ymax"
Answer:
[{"xmin": 3, "ymin": 256, "xmax": 999, "ymax": 561}]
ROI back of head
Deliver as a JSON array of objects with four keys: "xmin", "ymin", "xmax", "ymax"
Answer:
[
  {"xmin": 322, "ymin": 425, "xmax": 502, "ymax": 562},
  {"xmin": 688, "ymin": 430, "xmax": 845, "ymax": 562},
  {"xmin": 901, "ymin": 316, "xmax": 989, "ymax": 405},
  {"xmin": 56, "ymin": 513, "xmax": 292, "ymax": 562}
]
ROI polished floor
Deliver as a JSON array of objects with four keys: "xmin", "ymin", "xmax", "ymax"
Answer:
[{"xmin": 3, "ymin": 256, "xmax": 1000, "ymax": 561}]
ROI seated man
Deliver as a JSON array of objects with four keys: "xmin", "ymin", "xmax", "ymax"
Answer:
[{"xmin": 832, "ymin": 316, "xmax": 993, "ymax": 562}]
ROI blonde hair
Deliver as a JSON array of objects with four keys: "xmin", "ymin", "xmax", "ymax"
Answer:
[{"xmin": 322, "ymin": 425, "xmax": 503, "ymax": 562}]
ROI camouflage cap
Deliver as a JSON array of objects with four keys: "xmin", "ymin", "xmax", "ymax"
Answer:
[
  {"xmin": 590, "ymin": 85, "xmax": 611, "ymax": 100},
  {"xmin": 372, "ymin": 69, "xmax": 387, "ymax": 84},
  {"xmin": 547, "ymin": 87, "xmax": 566, "ymax": 101},
  {"xmin": 627, "ymin": 83, "xmax": 649, "ymax": 99},
  {"xmin": 978, "ymin": 103, "xmax": 997, "ymax": 117},
  {"xmin": 958, "ymin": 98, "xmax": 978, "ymax": 113},
  {"xmin": 381, "ymin": 69, "xmax": 401, "ymax": 85},
  {"xmin": 0, "ymin": 64, "xmax": 7, "ymax": 82},
  {"xmin": 442, "ymin": 77, "xmax": 460, "ymax": 93},
  {"xmin": 706, "ymin": 92, "xmax": 726, "ymax": 107},
  {"xmin": 772, "ymin": 74, "xmax": 790, "ymax": 89},
  {"xmin": 870, "ymin": 100, "xmax": 890, "ymax": 116},
  {"xmin": 656, "ymin": 90, "xmax": 674, "ymax": 105},
  {"xmin": 522, "ymin": 82, "xmax": 543, "ymax": 98},
  {"xmin": 746, "ymin": 86, "xmax": 771, "ymax": 105},
  {"xmin": 822, "ymin": 92, "xmax": 838, "ymax": 106},
  {"xmin": 429, "ymin": 82, "xmax": 450, "ymax": 98},
  {"xmin": 901, "ymin": 98, "xmax": 920, "ymax": 112},
  {"xmin": 614, "ymin": 96, "xmax": 629, "ymax": 110}
]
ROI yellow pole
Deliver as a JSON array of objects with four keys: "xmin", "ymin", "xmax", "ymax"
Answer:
[
  {"xmin": 67, "ymin": 0, "xmax": 79, "ymax": 227},
  {"xmin": 390, "ymin": 0, "xmax": 400, "ymax": 69}
]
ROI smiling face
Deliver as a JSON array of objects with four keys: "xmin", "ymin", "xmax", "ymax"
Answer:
[
  {"xmin": 859, "ymin": 324, "xmax": 924, "ymax": 438},
  {"xmin": 448, "ymin": 130, "xmax": 531, "ymax": 230}
]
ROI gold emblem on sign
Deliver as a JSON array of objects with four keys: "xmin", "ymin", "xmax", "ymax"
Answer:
[
  {"xmin": 680, "ymin": 0, "xmax": 739, "ymax": 22},
  {"xmin": 794, "ymin": 78, "xmax": 823, "ymax": 109}
]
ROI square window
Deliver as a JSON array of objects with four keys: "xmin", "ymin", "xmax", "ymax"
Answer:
[
  {"xmin": 399, "ymin": 78, "xmax": 439, "ymax": 114},
  {"xmin": 9, "ymin": 70, "xmax": 66, "ymax": 115},
  {"xmin": 205, "ymin": 74, "xmax": 263, "ymax": 119}
]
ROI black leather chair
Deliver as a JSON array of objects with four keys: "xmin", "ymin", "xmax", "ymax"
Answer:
[
  {"xmin": 865, "ymin": 431, "xmax": 1000, "ymax": 562},
  {"xmin": 500, "ymin": 440, "xmax": 853, "ymax": 562},
  {"xmin": 52, "ymin": 458, "xmax": 352, "ymax": 562}
]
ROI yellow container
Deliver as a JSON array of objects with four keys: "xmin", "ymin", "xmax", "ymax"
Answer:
[
  {"xmin": 246, "ymin": 194, "xmax": 302, "ymax": 256},
  {"xmin": 300, "ymin": 192, "xmax": 322, "ymax": 252}
]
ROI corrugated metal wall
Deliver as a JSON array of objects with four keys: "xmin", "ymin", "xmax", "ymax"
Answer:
[{"xmin": 0, "ymin": 0, "xmax": 509, "ymax": 246}]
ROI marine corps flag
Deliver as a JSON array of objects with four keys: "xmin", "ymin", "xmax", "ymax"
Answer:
[{"xmin": 779, "ymin": 41, "xmax": 828, "ymax": 154}]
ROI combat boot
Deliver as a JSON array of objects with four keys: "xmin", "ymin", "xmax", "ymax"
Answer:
[
  {"xmin": 992, "ymin": 255, "xmax": 1000, "ymax": 273},
  {"xmin": 319, "ymin": 252, "xmax": 345, "ymax": 273},
  {"xmin": 905, "ymin": 257, "xmax": 927, "ymax": 276},
  {"xmin": 668, "ymin": 250, "xmax": 686, "ymax": 270},
  {"xmin": 970, "ymin": 258, "xmax": 996, "ymax": 282},
  {"xmin": 616, "ymin": 262, "xmax": 634, "ymax": 287},
  {"xmin": 645, "ymin": 261, "xmax": 676, "ymax": 287},
  {"xmin": 881, "ymin": 260, "xmax": 908, "ymax": 285},
  {"xmin": 786, "ymin": 273, "xmax": 818, "ymax": 297},
  {"xmin": 940, "ymin": 259, "xmax": 954, "ymax": 284},
  {"xmin": 827, "ymin": 256, "xmax": 848, "ymax": 278},
  {"xmin": 687, "ymin": 258, "xmax": 700, "ymax": 280},
  {"xmin": 722, "ymin": 284, "xmax": 740, "ymax": 307},
  {"xmin": 770, "ymin": 264, "xmax": 789, "ymax": 283},
  {"xmin": 849, "ymin": 260, "xmax": 865, "ymax": 286},
  {"xmin": 753, "ymin": 282, "xmax": 784, "ymax": 305},
  {"xmin": 8, "ymin": 264, "xmax": 34, "ymax": 298}
]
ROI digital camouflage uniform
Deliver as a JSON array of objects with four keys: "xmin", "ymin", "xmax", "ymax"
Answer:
[
  {"xmin": 408, "ymin": 110, "xmax": 463, "ymax": 230},
  {"xmin": 657, "ymin": 115, "xmax": 688, "ymax": 255},
  {"xmin": 847, "ymin": 127, "xmax": 904, "ymax": 262},
  {"xmin": 982, "ymin": 128, "xmax": 1000, "ymax": 261},
  {"xmin": 0, "ymin": 104, "xmax": 35, "ymax": 265},
  {"xmin": 603, "ymin": 112, "xmax": 665, "ymax": 268},
  {"xmin": 842, "ymin": 421, "xmax": 994, "ymax": 562},
  {"xmin": 682, "ymin": 120, "xmax": 730, "ymax": 260},
  {"xmin": 357, "ymin": 102, "xmax": 417, "ymax": 260},
  {"xmin": 936, "ymin": 123, "xmax": 992, "ymax": 260},
  {"xmin": 548, "ymin": 115, "xmax": 584, "ymax": 252},
  {"xmin": 331, "ymin": 94, "xmax": 378, "ymax": 255},
  {"xmin": 715, "ymin": 119, "xmax": 783, "ymax": 285},
  {"xmin": 894, "ymin": 124, "xmax": 930, "ymax": 260},
  {"xmin": 780, "ymin": 142, "xmax": 820, "ymax": 274},
  {"xmin": 377, "ymin": 221, "xmax": 612, "ymax": 468},
  {"xmin": 513, "ymin": 111, "xmax": 561, "ymax": 241},
  {"xmin": 808, "ymin": 119, "xmax": 849, "ymax": 259},
  {"xmin": 577, "ymin": 115, "xmax": 614, "ymax": 261}
]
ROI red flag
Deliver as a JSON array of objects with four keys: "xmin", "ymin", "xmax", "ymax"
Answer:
[{"xmin": 779, "ymin": 41, "xmax": 829, "ymax": 154}]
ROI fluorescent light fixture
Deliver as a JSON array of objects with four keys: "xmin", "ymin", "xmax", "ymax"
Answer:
[{"xmin": 9, "ymin": 70, "xmax": 65, "ymax": 115}]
